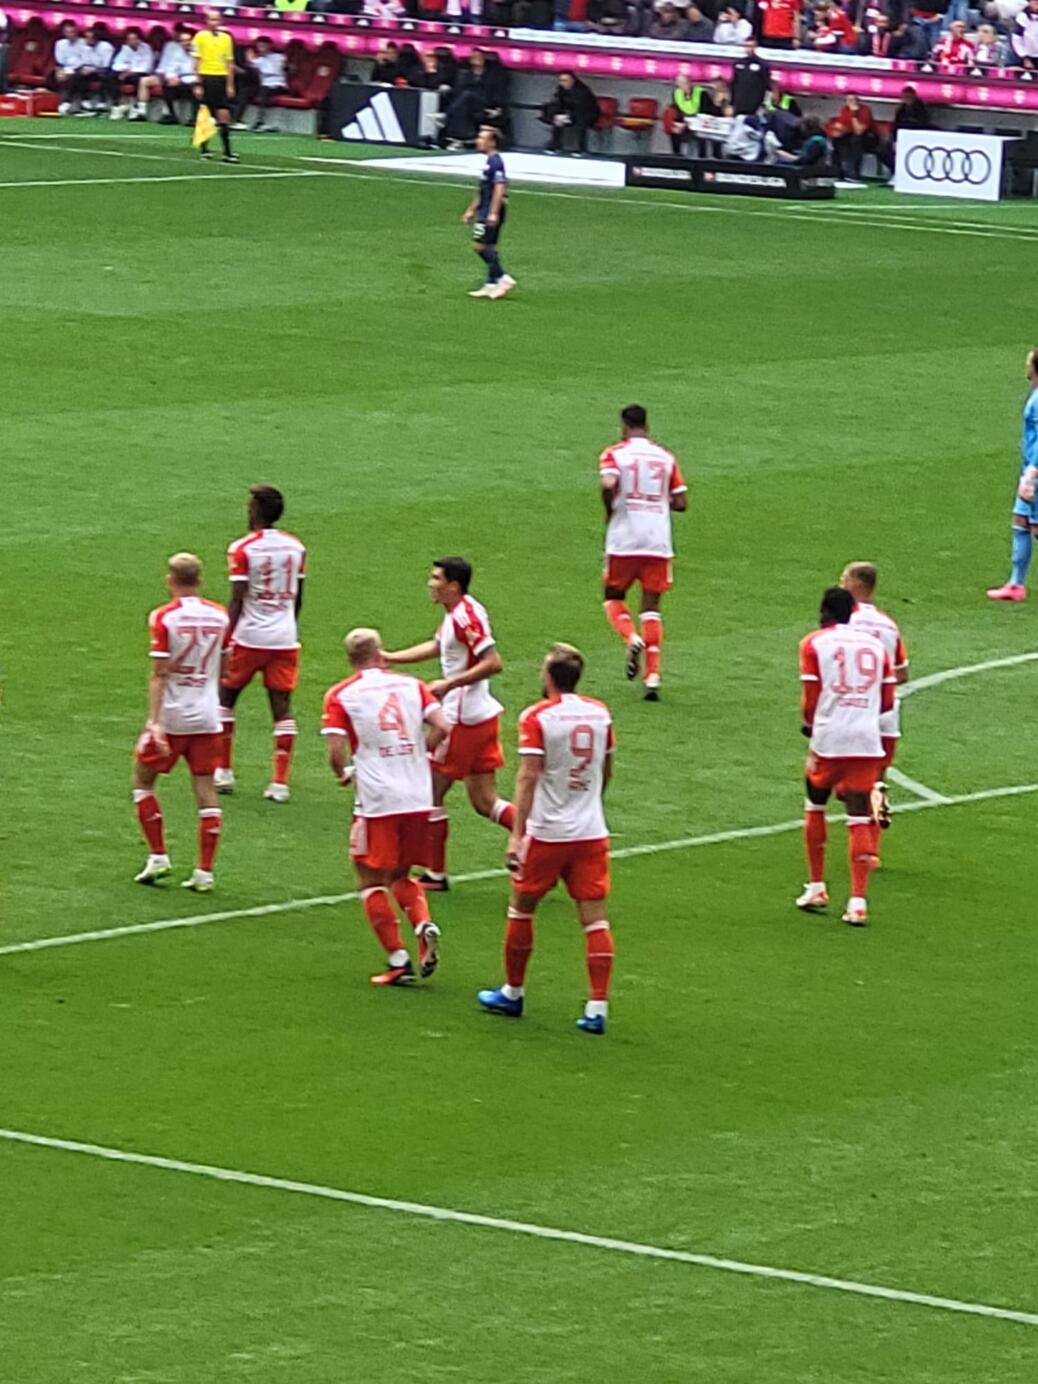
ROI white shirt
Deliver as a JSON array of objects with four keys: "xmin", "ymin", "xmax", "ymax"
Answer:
[
  {"xmin": 436, "ymin": 595, "xmax": 504, "ymax": 726},
  {"xmin": 55, "ymin": 37, "xmax": 88, "ymax": 71},
  {"xmin": 800, "ymin": 624, "xmax": 894, "ymax": 759},
  {"xmin": 321, "ymin": 667, "xmax": 437, "ymax": 818},
  {"xmin": 714, "ymin": 16, "xmax": 752, "ymax": 41},
  {"xmin": 519, "ymin": 694, "xmax": 613, "ymax": 843},
  {"xmin": 599, "ymin": 436, "xmax": 687, "ymax": 558},
  {"xmin": 848, "ymin": 601, "xmax": 908, "ymax": 738},
  {"xmin": 253, "ymin": 51, "xmax": 287, "ymax": 88},
  {"xmin": 148, "ymin": 596, "xmax": 231, "ymax": 736},
  {"xmin": 1013, "ymin": 9, "xmax": 1038, "ymax": 59},
  {"xmin": 227, "ymin": 529, "xmax": 307, "ymax": 650},
  {"xmin": 82, "ymin": 39, "xmax": 114, "ymax": 69},
  {"xmin": 113, "ymin": 42, "xmax": 156, "ymax": 75},
  {"xmin": 157, "ymin": 41, "xmax": 196, "ymax": 79}
]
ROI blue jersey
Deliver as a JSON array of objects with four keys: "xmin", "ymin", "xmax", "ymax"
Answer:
[
  {"xmin": 1022, "ymin": 387, "xmax": 1038, "ymax": 475},
  {"xmin": 477, "ymin": 153, "xmax": 507, "ymax": 220}
]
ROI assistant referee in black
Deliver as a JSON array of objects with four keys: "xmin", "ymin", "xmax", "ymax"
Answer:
[{"xmin": 192, "ymin": 9, "xmax": 239, "ymax": 163}]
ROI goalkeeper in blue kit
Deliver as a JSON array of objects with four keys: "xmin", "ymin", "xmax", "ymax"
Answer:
[{"xmin": 988, "ymin": 347, "xmax": 1038, "ymax": 602}]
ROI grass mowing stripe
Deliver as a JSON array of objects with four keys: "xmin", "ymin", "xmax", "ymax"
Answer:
[
  {"xmin": 3, "ymin": 1126, "xmax": 1037, "ymax": 1329},
  {"xmin": 3, "ymin": 780, "xmax": 1036, "ymax": 959}
]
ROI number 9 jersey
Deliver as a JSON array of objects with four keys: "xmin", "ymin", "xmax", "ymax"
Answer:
[
  {"xmin": 518, "ymin": 694, "xmax": 614, "ymax": 842},
  {"xmin": 799, "ymin": 625, "xmax": 894, "ymax": 760},
  {"xmin": 226, "ymin": 528, "xmax": 307, "ymax": 650}
]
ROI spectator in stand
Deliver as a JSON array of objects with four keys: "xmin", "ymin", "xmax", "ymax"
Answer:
[
  {"xmin": 984, "ymin": 0, "xmax": 1026, "ymax": 28},
  {"xmin": 76, "ymin": 26, "xmax": 115, "ymax": 114},
  {"xmin": 829, "ymin": 93, "xmax": 878, "ymax": 178},
  {"xmin": 371, "ymin": 42, "xmax": 401, "ymax": 83},
  {"xmin": 730, "ymin": 36, "xmax": 771, "ymax": 113},
  {"xmin": 685, "ymin": 4, "xmax": 715, "ymax": 38},
  {"xmin": 364, "ymin": 0, "xmax": 406, "ymax": 17},
  {"xmin": 724, "ymin": 111, "xmax": 780, "ymax": 158},
  {"xmin": 589, "ymin": 0, "xmax": 631, "ymax": 28},
  {"xmin": 648, "ymin": 1, "xmax": 692, "ymax": 36},
  {"xmin": 974, "ymin": 21, "xmax": 1010, "ymax": 66},
  {"xmin": 108, "ymin": 28, "xmax": 154, "ymax": 118},
  {"xmin": 715, "ymin": 4, "xmax": 753, "ymax": 39},
  {"xmin": 889, "ymin": 17, "xmax": 930, "ymax": 56},
  {"xmin": 554, "ymin": 0, "xmax": 591, "ymax": 27},
  {"xmin": 540, "ymin": 70, "xmax": 598, "ymax": 151},
  {"xmin": 909, "ymin": 0, "xmax": 943, "ymax": 53},
  {"xmin": 415, "ymin": 47, "xmax": 458, "ymax": 133},
  {"xmin": 776, "ymin": 115, "xmax": 830, "ymax": 163},
  {"xmin": 667, "ymin": 67, "xmax": 704, "ymax": 153},
  {"xmin": 810, "ymin": 0, "xmax": 857, "ymax": 51},
  {"xmin": 933, "ymin": 18, "xmax": 976, "ymax": 60},
  {"xmin": 138, "ymin": 26, "xmax": 196, "ymax": 123},
  {"xmin": 53, "ymin": 22, "xmax": 88, "ymax": 115},
  {"xmin": 858, "ymin": 12, "xmax": 893, "ymax": 54},
  {"xmin": 442, "ymin": 49, "xmax": 509, "ymax": 148},
  {"xmin": 1013, "ymin": 0, "xmax": 1038, "ymax": 67},
  {"xmin": 242, "ymin": 37, "xmax": 287, "ymax": 130},
  {"xmin": 880, "ymin": 83, "xmax": 929, "ymax": 169},
  {"xmin": 758, "ymin": 0, "xmax": 803, "ymax": 49}
]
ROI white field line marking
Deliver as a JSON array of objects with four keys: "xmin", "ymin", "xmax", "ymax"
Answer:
[
  {"xmin": 0, "ymin": 136, "xmax": 299, "ymax": 178},
  {"xmin": 1, "ymin": 1127, "xmax": 1036, "ymax": 1329},
  {"xmin": 3, "ymin": 780, "xmax": 1037, "ymax": 960},
  {"xmin": 887, "ymin": 765, "xmax": 948, "ymax": 805},
  {"xmin": 0, "ymin": 170, "xmax": 323, "ymax": 191},
  {"xmin": 900, "ymin": 649, "xmax": 1038, "ymax": 698}
]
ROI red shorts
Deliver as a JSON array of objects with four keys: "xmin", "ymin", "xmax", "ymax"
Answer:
[
  {"xmin": 433, "ymin": 717, "xmax": 505, "ymax": 782},
  {"xmin": 350, "ymin": 812, "xmax": 431, "ymax": 872},
  {"xmin": 513, "ymin": 836, "xmax": 611, "ymax": 902},
  {"xmin": 223, "ymin": 644, "xmax": 300, "ymax": 693},
  {"xmin": 805, "ymin": 754, "xmax": 881, "ymax": 797},
  {"xmin": 604, "ymin": 555, "xmax": 673, "ymax": 595},
  {"xmin": 135, "ymin": 731, "xmax": 221, "ymax": 777}
]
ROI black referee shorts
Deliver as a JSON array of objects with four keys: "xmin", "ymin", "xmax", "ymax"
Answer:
[{"xmin": 200, "ymin": 76, "xmax": 230, "ymax": 113}]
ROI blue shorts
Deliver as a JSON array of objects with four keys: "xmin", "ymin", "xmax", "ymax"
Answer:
[{"xmin": 1013, "ymin": 489, "xmax": 1038, "ymax": 524}]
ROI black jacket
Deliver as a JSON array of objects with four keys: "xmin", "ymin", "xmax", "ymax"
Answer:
[
  {"xmin": 551, "ymin": 76, "xmax": 599, "ymax": 125},
  {"xmin": 730, "ymin": 55, "xmax": 771, "ymax": 115}
]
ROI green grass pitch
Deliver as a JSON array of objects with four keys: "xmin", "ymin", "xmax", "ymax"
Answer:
[{"xmin": 3, "ymin": 120, "xmax": 1038, "ymax": 1382}]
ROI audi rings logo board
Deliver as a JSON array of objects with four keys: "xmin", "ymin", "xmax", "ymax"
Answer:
[
  {"xmin": 894, "ymin": 131, "xmax": 1006, "ymax": 202},
  {"xmin": 905, "ymin": 145, "xmax": 992, "ymax": 186}
]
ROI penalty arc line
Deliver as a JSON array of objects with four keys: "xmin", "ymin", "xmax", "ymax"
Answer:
[
  {"xmin": 886, "ymin": 765, "xmax": 948, "ymax": 804},
  {"xmin": 2, "ymin": 780, "xmax": 1037, "ymax": 959},
  {"xmin": 1, "ymin": 1126, "xmax": 1037, "ymax": 1329}
]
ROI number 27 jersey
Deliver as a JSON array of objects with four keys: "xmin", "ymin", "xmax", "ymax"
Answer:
[
  {"xmin": 518, "ymin": 693, "xmax": 614, "ymax": 842},
  {"xmin": 227, "ymin": 528, "xmax": 307, "ymax": 650},
  {"xmin": 799, "ymin": 625, "xmax": 894, "ymax": 759}
]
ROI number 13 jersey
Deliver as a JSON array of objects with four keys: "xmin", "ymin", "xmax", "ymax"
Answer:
[
  {"xmin": 599, "ymin": 437, "xmax": 687, "ymax": 558},
  {"xmin": 226, "ymin": 528, "xmax": 307, "ymax": 649},
  {"xmin": 518, "ymin": 694, "xmax": 614, "ymax": 842},
  {"xmin": 799, "ymin": 625, "xmax": 894, "ymax": 760}
]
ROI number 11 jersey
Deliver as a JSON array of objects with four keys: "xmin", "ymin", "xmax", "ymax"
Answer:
[
  {"xmin": 799, "ymin": 625, "xmax": 894, "ymax": 760},
  {"xmin": 226, "ymin": 528, "xmax": 307, "ymax": 650},
  {"xmin": 518, "ymin": 694, "xmax": 614, "ymax": 843}
]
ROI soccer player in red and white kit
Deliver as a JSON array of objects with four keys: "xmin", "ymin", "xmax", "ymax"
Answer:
[
  {"xmin": 600, "ymin": 404, "xmax": 687, "ymax": 701},
  {"xmin": 133, "ymin": 553, "xmax": 231, "ymax": 892},
  {"xmin": 216, "ymin": 485, "xmax": 306, "ymax": 803},
  {"xmin": 322, "ymin": 628, "xmax": 451, "ymax": 986},
  {"xmin": 478, "ymin": 643, "xmax": 615, "ymax": 1034},
  {"xmin": 797, "ymin": 587, "xmax": 895, "ymax": 927},
  {"xmin": 383, "ymin": 557, "xmax": 515, "ymax": 891},
  {"xmin": 842, "ymin": 561, "xmax": 910, "ymax": 852}
]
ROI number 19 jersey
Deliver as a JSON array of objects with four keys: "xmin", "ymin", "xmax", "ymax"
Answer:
[
  {"xmin": 799, "ymin": 625, "xmax": 894, "ymax": 759},
  {"xmin": 518, "ymin": 693, "xmax": 614, "ymax": 842},
  {"xmin": 227, "ymin": 528, "xmax": 307, "ymax": 650},
  {"xmin": 321, "ymin": 667, "xmax": 437, "ymax": 818},
  {"xmin": 599, "ymin": 437, "xmax": 687, "ymax": 558}
]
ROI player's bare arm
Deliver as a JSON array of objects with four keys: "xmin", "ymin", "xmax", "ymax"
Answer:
[
  {"xmin": 382, "ymin": 639, "xmax": 440, "ymax": 666},
  {"xmin": 226, "ymin": 582, "xmax": 245, "ymax": 635},
  {"xmin": 601, "ymin": 472, "xmax": 618, "ymax": 520},
  {"xmin": 461, "ymin": 196, "xmax": 478, "ymax": 225},
  {"xmin": 325, "ymin": 729, "xmax": 352, "ymax": 785},
  {"xmin": 506, "ymin": 753, "xmax": 542, "ymax": 874},
  {"xmin": 295, "ymin": 574, "xmax": 305, "ymax": 620},
  {"xmin": 146, "ymin": 659, "xmax": 171, "ymax": 756},
  {"xmin": 428, "ymin": 645, "xmax": 503, "ymax": 701},
  {"xmin": 670, "ymin": 490, "xmax": 688, "ymax": 513},
  {"xmin": 425, "ymin": 707, "xmax": 450, "ymax": 753}
]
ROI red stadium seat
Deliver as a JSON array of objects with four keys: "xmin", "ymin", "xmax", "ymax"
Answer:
[
  {"xmin": 275, "ymin": 42, "xmax": 341, "ymax": 109},
  {"xmin": 9, "ymin": 20, "xmax": 56, "ymax": 89},
  {"xmin": 617, "ymin": 97, "xmax": 659, "ymax": 133},
  {"xmin": 593, "ymin": 94, "xmax": 618, "ymax": 151}
]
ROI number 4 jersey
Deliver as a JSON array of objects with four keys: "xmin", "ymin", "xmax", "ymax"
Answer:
[
  {"xmin": 227, "ymin": 528, "xmax": 307, "ymax": 649},
  {"xmin": 148, "ymin": 596, "xmax": 231, "ymax": 735},
  {"xmin": 799, "ymin": 625, "xmax": 895, "ymax": 759},
  {"xmin": 518, "ymin": 693, "xmax": 614, "ymax": 842},
  {"xmin": 599, "ymin": 437, "xmax": 687, "ymax": 558}
]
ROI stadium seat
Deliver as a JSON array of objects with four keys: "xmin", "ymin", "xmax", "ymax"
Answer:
[
  {"xmin": 275, "ymin": 42, "xmax": 341, "ymax": 110},
  {"xmin": 272, "ymin": 39, "xmax": 315, "ymax": 107},
  {"xmin": 8, "ymin": 20, "xmax": 55, "ymax": 89},
  {"xmin": 616, "ymin": 97, "xmax": 658, "ymax": 148},
  {"xmin": 593, "ymin": 95, "xmax": 618, "ymax": 151}
]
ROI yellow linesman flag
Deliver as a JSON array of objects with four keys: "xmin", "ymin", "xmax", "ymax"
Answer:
[{"xmin": 193, "ymin": 104, "xmax": 216, "ymax": 148}]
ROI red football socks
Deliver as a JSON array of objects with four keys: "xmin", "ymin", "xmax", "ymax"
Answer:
[
  {"xmin": 804, "ymin": 805, "xmax": 827, "ymax": 882},
  {"xmin": 198, "ymin": 808, "xmax": 222, "ymax": 872},
  {"xmin": 272, "ymin": 718, "xmax": 297, "ymax": 786},
  {"xmin": 491, "ymin": 799, "xmax": 516, "ymax": 831},
  {"xmin": 134, "ymin": 791, "xmax": 165, "ymax": 855},
  {"xmin": 584, "ymin": 921, "xmax": 614, "ymax": 1001},
  {"xmin": 641, "ymin": 612, "xmax": 663, "ymax": 681},
  {"xmin": 391, "ymin": 877, "xmax": 431, "ymax": 931},
  {"xmin": 604, "ymin": 599, "xmax": 635, "ymax": 644},
  {"xmin": 504, "ymin": 909, "xmax": 534, "ymax": 988},
  {"xmin": 848, "ymin": 820, "xmax": 873, "ymax": 898},
  {"xmin": 362, "ymin": 886, "xmax": 405, "ymax": 955}
]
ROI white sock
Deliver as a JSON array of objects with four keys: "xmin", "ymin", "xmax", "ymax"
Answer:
[
  {"xmin": 502, "ymin": 984, "xmax": 524, "ymax": 1001},
  {"xmin": 585, "ymin": 1000, "xmax": 608, "ymax": 1019},
  {"xmin": 388, "ymin": 949, "xmax": 409, "ymax": 967},
  {"xmin": 848, "ymin": 896, "xmax": 867, "ymax": 911}
]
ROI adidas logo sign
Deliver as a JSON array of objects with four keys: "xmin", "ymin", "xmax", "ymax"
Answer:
[{"xmin": 341, "ymin": 90, "xmax": 406, "ymax": 144}]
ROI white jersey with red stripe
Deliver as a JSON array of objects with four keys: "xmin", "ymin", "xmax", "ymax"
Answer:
[
  {"xmin": 437, "ymin": 594, "xmax": 504, "ymax": 727},
  {"xmin": 518, "ymin": 693, "xmax": 614, "ymax": 842},
  {"xmin": 321, "ymin": 667, "xmax": 437, "ymax": 818},
  {"xmin": 599, "ymin": 436, "xmax": 687, "ymax": 558},
  {"xmin": 848, "ymin": 600, "xmax": 909, "ymax": 739},
  {"xmin": 226, "ymin": 528, "xmax": 307, "ymax": 650},
  {"xmin": 799, "ymin": 625, "xmax": 895, "ymax": 759},
  {"xmin": 148, "ymin": 596, "xmax": 231, "ymax": 736}
]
